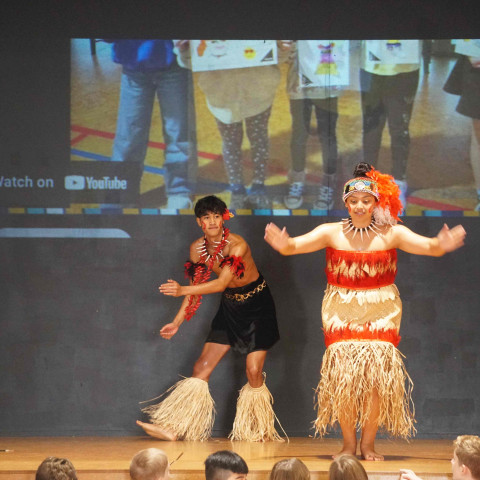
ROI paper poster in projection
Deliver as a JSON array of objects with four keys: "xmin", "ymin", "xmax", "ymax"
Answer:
[
  {"xmin": 454, "ymin": 39, "xmax": 480, "ymax": 57},
  {"xmin": 190, "ymin": 40, "xmax": 278, "ymax": 72},
  {"xmin": 298, "ymin": 40, "xmax": 350, "ymax": 87},
  {"xmin": 365, "ymin": 40, "xmax": 420, "ymax": 66}
]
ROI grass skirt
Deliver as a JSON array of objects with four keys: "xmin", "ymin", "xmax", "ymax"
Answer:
[
  {"xmin": 229, "ymin": 381, "xmax": 283, "ymax": 442},
  {"xmin": 142, "ymin": 377, "xmax": 215, "ymax": 441},
  {"xmin": 314, "ymin": 340, "xmax": 415, "ymax": 438}
]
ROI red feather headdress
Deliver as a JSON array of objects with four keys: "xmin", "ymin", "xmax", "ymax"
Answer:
[{"xmin": 366, "ymin": 168, "xmax": 403, "ymax": 224}]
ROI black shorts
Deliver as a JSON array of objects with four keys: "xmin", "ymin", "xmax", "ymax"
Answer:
[{"xmin": 205, "ymin": 274, "xmax": 280, "ymax": 354}]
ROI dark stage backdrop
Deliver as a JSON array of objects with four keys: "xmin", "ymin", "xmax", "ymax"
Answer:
[{"xmin": 1, "ymin": 214, "xmax": 479, "ymax": 437}]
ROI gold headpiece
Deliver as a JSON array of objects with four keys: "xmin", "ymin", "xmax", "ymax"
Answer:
[{"xmin": 342, "ymin": 177, "xmax": 380, "ymax": 202}]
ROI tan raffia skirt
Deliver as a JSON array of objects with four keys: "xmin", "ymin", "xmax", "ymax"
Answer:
[{"xmin": 314, "ymin": 284, "xmax": 416, "ymax": 438}]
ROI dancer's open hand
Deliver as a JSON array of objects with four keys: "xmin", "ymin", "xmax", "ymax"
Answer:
[
  {"xmin": 437, "ymin": 224, "xmax": 466, "ymax": 253},
  {"xmin": 265, "ymin": 222, "xmax": 291, "ymax": 253},
  {"xmin": 160, "ymin": 323, "xmax": 179, "ymax": 339},
  {"xmin": 159, "ymin": 279, "xmax": 183, "ymax": 297}
]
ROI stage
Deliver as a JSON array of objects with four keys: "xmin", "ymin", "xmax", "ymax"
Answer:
[{"xmin": 0, "ymin": 437, "xmax": 453, "ymax": 480}]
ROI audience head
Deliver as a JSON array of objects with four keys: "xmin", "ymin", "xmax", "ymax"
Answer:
[
  {"xmin": 35, "ymin": 457, "xmax": 78, "ymax": 480},
  {"xmin": 269, "ymin": 458, "xmax": 310, "ymax": 480},
  {"xmin": 130, "ymin": 448, "xmax": 169, "ymax": 480},
  {"xmin": 328, "ymin": 455, "xmax": 368, "ymax": 480},
  {"xmin": 453, "ymin": 435, "xmax": 480, "ymax": 480},
  {"xmin": 205, "ymin": 450, "xmax": 248, "ymax": 480}
]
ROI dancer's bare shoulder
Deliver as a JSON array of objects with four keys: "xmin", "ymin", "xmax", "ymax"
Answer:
[{"xmin": 224, "ymin": 232, "xmax": 251, "ymax": 258}]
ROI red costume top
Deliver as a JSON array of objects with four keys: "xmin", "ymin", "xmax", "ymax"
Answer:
[{"xmin": 322, "ymin": 248, "xmax": 401, "ymax": 347}]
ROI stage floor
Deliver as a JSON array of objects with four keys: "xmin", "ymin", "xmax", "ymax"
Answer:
[{"xmin": 0, "ymin": 437, "xmax": 454, "ymax": 480}]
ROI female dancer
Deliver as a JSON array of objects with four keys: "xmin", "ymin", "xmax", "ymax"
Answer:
[{"xmin": 264, "ymin": 163, "xmax": 466, "ymax": 460}]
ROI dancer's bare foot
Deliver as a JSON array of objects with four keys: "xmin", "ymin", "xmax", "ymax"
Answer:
[
  {"xmin": 360, "ymin": 445, "xmax": 384, "ymax": 461},
  {"xmin": 333, "ymin": 443, "xmax": 357, "ymax": 459},
  {"xmin": 136, "ymin": 420, "xmax": 177, "ymax": 441}
]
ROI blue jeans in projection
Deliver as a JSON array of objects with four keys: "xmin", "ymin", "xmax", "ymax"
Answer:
[{"xmin": 112, "ymin": 63, "xmax": 193, "ymax": 196}]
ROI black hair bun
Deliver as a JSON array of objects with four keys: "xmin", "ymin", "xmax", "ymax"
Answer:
[{"xmin": 353, "ymin": 162, "xmax": 373, "ymax": 178}]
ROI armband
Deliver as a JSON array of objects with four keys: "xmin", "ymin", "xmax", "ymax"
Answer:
[
  {"xmin": 184, "ymin": 260, "xmax": 207, "ymax": 281},
  {"xmin": 219, "ymin": 255, "xmax": 245, "ymax": 279}
]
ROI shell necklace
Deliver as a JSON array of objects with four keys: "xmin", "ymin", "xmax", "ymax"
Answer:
[{"xmin": 342, "ymin": 217, "xmax": 382, "ymax": 241}]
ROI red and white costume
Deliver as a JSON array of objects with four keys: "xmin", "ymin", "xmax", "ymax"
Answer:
[{"xmin": 314, "ymin": 247, "xmax": 415, "ymax": 438}]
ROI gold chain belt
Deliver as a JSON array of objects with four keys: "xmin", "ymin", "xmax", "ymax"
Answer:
[{"xmin": 224, "ymin": 279, "xmax": 267, "ymax": 302}]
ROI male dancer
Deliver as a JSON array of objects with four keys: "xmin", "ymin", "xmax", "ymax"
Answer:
[{"xmin": 137, "ymin": 195, "xmax": 281, "ymax": 441}]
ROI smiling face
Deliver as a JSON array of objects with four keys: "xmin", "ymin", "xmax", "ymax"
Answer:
[
  {"xmin": 196, "ymin": 210, "xmax": 224, "ymax": 238},
  {"xmin": 345, "ymin": 191, "xmax": 377, "ymax": 219}
]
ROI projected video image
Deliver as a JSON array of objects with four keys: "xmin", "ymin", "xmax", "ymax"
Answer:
[{"xmin": 70, "ymin": 39, "xmax": 480, "ymax": 215}]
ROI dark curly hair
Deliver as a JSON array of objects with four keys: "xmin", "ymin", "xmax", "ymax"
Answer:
[{"xmin": 194, "ymin": 195, "xmax": 228, "ymax": 218}]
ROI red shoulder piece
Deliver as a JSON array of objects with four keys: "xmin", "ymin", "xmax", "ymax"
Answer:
[{"xmin": 220, "ymin": 255, "xmax": 245, "ymax": 279}]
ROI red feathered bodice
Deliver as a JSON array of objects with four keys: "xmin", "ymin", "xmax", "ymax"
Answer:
[{"xmin": 325, "ymin": 247, "xmax": 397, "ymax": 290}]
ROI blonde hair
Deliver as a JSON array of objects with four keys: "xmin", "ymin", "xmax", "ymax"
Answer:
[
  {"xmin": 328, "ymin": 455, "xmax": 368, "ymax": 480},
  {"xmin": 35, "ymin": 457, "xmax": 78, "ymax": 480},
  {"xmin": 269, "ymin": 458, "xmax": 310, "ymax": 480},
  {"xmin": 454, "ymin": 435, "xmax": 480, "ymax": 480},
  {"xmin": 130, "ymin": 448, "xmax": 169, "ymax": 480}
]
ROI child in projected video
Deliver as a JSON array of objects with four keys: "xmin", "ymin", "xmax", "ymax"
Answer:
[
  {"xmin": 360, "ymin": 40, "xmax": 421, "ymax": 212},
  {"xmin": 444, "ymin": 42, "xmax": 480, "ymax": 212},
  {"xmin": 280, "ymin": 40, "xmax": 342, "ymax": 210},
  {"xmin": 109, "ymin": 39, "xmax": 196, "ymax": 209},
  {"xmin": 175, "ymin": 40, "xmax": 287, "ymax": 210}
]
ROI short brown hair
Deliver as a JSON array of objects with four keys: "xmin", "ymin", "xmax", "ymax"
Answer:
[
  {"xmin": 269, "ymin": 458, "xmax": 310, "ymax": 480},
  {"xmin": 454, "ymin": 435, "xmax": 480, "ymax": 480},
  {"xmin": 130, "ymin": 448, "xmax": 169, "ymax": 480},
  {"xmin": 35, "ymin": 457, "xmax": 78, "ymax": 480},
  {"xmin": 328, "ymin": 455, "xmax": 368, "ymax": 480}
]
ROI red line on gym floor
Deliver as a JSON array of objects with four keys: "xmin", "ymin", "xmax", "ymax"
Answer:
[{"xmin": 71, "ymin": 124, "xmax": 221, "ymax": 161}]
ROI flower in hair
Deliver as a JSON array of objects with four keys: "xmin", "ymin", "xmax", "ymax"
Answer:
[{"xmin": 222, "ymin": 209, "xmax": 234, "ymax": 221}]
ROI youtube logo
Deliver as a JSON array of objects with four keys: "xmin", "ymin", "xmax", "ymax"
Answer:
[{"xmin": 64, "ymin": 175, "xmax": 85, "ymax": 190}]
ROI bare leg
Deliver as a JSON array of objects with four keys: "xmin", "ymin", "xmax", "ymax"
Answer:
[
  {"xmin": 360, "ymin": 389, "xmax": 384, "ymax": 461},
  {"xmin": 192, "ymin": 342, "xmax": 231, "ymax": 380},
  {"xmin": 138, "ymin": 342, "xmax": 230, "ymax": 440},
  {"xmin": 245, "ymin": 350, "xmax": 268, "ymax": 387},
  {"xmin": 335, "ymin": 416, "xmax": 357, "ymax": 458}
]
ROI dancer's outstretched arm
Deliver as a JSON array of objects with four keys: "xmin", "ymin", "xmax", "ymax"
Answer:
[
  {"xmin": 159, "ymin": 241, "xmax": 246, "ymax": 297},
  {"xmin": 264, "ymin": 222, "xmax": 336, "ymax": 255},
  {"xmin": 392, "ymin": 223, "xmax": 466, "ymax": 256}
]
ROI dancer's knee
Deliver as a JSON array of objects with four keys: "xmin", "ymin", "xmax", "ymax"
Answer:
[{"xmin": 246, "ymin": 364, "xmax": 262, "ymax": 385}]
